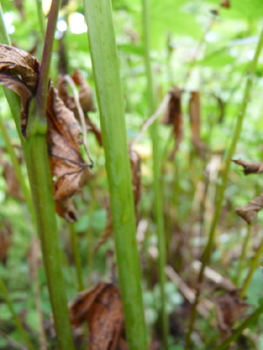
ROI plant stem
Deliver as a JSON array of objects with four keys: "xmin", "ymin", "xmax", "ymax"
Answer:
[
  {"xmin": 69, "ymin": 223, "xmax": 84, "ymax": 291},
  {"xmin": 236, "ymin": 224, "xmax": 251, "ymax": 284},
  {"xmin": 36, "ymin": 0, "xmax": 46, "ymax": 40},
  {"xmin": 240, "ymin": 236, "xmax": 263, "ymax": 298},
  {"xmin": 0, "ymin": 3, "xmax": 75, "ymax": 349},
  {"xmin": 142, "ymin": 0, "xmax": 168, "ymax": 348},
  {"xmin": 83, "ymin": 1, "xmax": 147, "ymax": 349},
  {"xmin": 184, "ymin": 25, "xmax": 263, "ymax": 350},
  {"xmin": 213, "ymin": 304, "xmax": 263, "ymax": 350},
  {"xmin": 0, "ymin": 277, "xmax": 35, "ymax": 350},
  {"xmin": 0, "ymin": 117, "xmax": 34, "ymax": 219}
]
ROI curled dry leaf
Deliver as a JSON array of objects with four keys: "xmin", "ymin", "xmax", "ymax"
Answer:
[
  {"xmin": 220, "ymin": 0, "xmax": 230, "ymax": 8},
  {"xmin": 162, "ymin": 87, "xmax": 184, "ymax": 161},
  {"xmin": 69, "ymin": 282, "xmax": 125, "ymax": 350},
  {"xmin": 232, "ymin": 158, "xmax": 263, "ymax": 175},
  {"xmin": 189, "ymin": 91, "xmax": 205, "ymax": 158},
  {"xmin": 95, "ymin": 150, "xmax": 141, "ymax": 251},
  {"xmin": 0, "ymin": 44, "xmax": 89, "ymax": 221},
  {"xmin": 215, "ymin": 291, "xmax": 248, "ymax": 340},
  {"xmin": 72, "ymin": 69, "xmax": 96, "ymax": 113},
  {"xmin": 47, "ymin": 86, "xmax": 87, "ymax": 222},
  {"xmin": 57, "ymin": 74, "xmax": 102, "ymax": 146},
  {"xmin": 235, "ymin": 194, "xmax": 263, "ymax": 224}
]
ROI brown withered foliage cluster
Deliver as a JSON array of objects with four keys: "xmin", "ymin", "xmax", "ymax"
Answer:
[
  {"xmin": 233, "ymin": 158, "xmax": 263, "ymax": 224},
  {"xmin": 162, "ymin": 87, "xmax": 206, "ymax": 160},
  {"xmin": 220, "ymin": 0, "xmax": 231, "ymax": 9},
  {"xmin": 215, "ymin": 291, "xmax": 248, "ymax": 340},
  {"xmin": 0, "ymin": 44, "xmax": 93, "ymax": 221},
  {"xmin": 162, "ymin": 87, "xmax": 184, "ymax": 161},
  {"xmin": 70, "ymin": 282, "xmax": 126, "ymax": 350},
  {"xmin": 189, "ymin": 91, "xmax": 205, "ymax": 158},
  {"xmin": 95, "ymin": 149, "xmax": 142, "ymax": 250}
]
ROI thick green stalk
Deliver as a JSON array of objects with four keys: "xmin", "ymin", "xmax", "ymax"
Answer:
[
  {"xmin": 69, "ymin": 223, "xmax": 84, "ymax": 291},
  {"xmin": 83, "ymin": 1, "xmax": 147, "ymax": 349},
  {"xmin": 184, "ymin": 26, "xmax": 263, "ymax": 350},
  {"xmin": 0, "ymin": 3, "xmax": 75, "ymax": 349},
  {"xmin": 36, "ymin": 0, "xmax": 45, "ymax": 39},
  {"xmin": 214, "ymin": 304, "xmax": 263, "ymax": 350},
  {"xmin": 0, "ymin": 117, "xmax": 34, "ymax": 218},
  {"xmin": 0, "ymin": 277, "xmax": 34, "ymax": 350},
  {"xmin": 142, "ymin": 0, "xmax": 168, "ymax": 348}
]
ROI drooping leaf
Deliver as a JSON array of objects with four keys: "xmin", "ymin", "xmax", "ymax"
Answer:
[
  {"xmin": 69, "ymin": 282, "xmax": 125, "ymax": 350},
  {"xmin": 72, "ymin": 69, "xmax": 96, "ymax": 113},
  {"xmin": 235, "ymin": 194, "xmax": 263, "ymax": 224},
  {"xmin": 189, "ymin": 91, "xmax": 205, "ymax": 158},
  {"xmin": 46, "ymin": 86, "xmax": 87, "ymax": 222},
  {"xmin": 162, "ymin": 87, "xmax": 184, "ymax": 160},
  {"xmin": 232, "ymin": 158, "xmax": 263, "ymax": 175},
  {"xmin": 215, "ymin": 291, "xmax": 248, "ymax": 340}
]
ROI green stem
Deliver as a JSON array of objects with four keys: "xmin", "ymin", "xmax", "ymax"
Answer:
[
  {"xmin": 236, "ymin": 224, "xmax": 251, "ymax": 285},
  {"xmin": 214, "ymin": 304, "xmax": 263, "ymax": 350},
  {"xmin": 240, "ymin": 236, "xmax": 263, "ymax": 298},
  {"xmin": 83, "ymin": 1, "xmax": 147, "ymax": 349},
  {"xmin": 142, "ymin": 0, "xmax": 168, "ymax": 348},
  {"xmin": 0, "ymin": 277, "xmax": 35, "ymax": 350},
  {"xmin": 184, "ymin": 25, "xmax": 263, "ymax": 350},
  {"xmin": 0, "ymin": 3, "xmax": 75, "ymax": 349},
  {"xmin": 69, "ymin": 223, "xmax": 84, "ymax": 291},
  {"xmin": 0, "ymin": 117, "xmax": 34, "ymax": 219},
  {"xmin": 36, "ymin": 0, "xmax": 46, "ymax": 40}
]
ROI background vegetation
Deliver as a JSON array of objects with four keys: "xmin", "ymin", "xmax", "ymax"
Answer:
[{"xmin": 1, "ymin": 0, "xmax": 263, "ymax": 349}]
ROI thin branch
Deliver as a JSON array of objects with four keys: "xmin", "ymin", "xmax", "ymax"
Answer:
[
  {"xmin": 131, "ymin": 92, "xmax": 171, "ymax": 148},
  {"xmin": 63, "ymin": 75, "xmax": 93, "ymax": 166}
]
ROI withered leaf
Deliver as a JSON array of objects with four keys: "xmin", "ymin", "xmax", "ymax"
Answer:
[
  {"xmin": 162, "ymin": 87, "xmax": 184, "ymax": 161},
  {"xmin": 0, "ymin": 44, "xmax": 39, "ymax": 93},
  {"xmin": 189, "ymin": 91, "xmax": 205, "ymax": 158},
  {"xmin": 220, "ymin": 0, "xmax": 230, "ymax": 8},
  {"xmin": 69, "ymin": 282, "xmax": 124, "ymax": 350},
  {"xmin": 235, "ymin": 194, "xmax": 263, "ymax": 224},
  {"xmin": 215, "ymin": 291, "xmax": 248, "ymax": 340},
  {"xmin": 232, "ymin": 158, "xmax": 263, "ymax": 175},
  {"xmin": 95, "ymin": 150, "xmax": 141, "ymax": 251},
  {"xmin": 47, "ymin": 86, "xmax": 87, "ymax": 222},
  {"xmin": 57, "ymin": 75, "xmax": 102, "ymax": 146},
  {"xmin": 72, "ymin": 69, "xmax": 96, "ymax": 113}
]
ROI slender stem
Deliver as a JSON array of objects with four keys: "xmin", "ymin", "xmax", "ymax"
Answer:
[
  {"xmin": 0, "ymin": 118, "xmax": 34, "ymax": 219},
  {"xmin": 35, "ymin": 0, "xmax": 61, "ymax": 121},
  {"xmin": 0, "ymin": 4, "xmax": 10, "ymax": 45},
  {"xmin": 236, "ymin": 224, "xmax": 251, "ymax": 284},
  {"xmin": 142, "ymin": 0, "xmax": 168, "ymax": 348},
  {"xmin": 240, "ymin": 236, "xmax": 263, "ymax": 298},
  {"xmin": 69, "ymin": 223, "xmax": 84, "ymax": 291},
  {"xmin": 83, "ymin": 1, "xmax": 147, "ymax": 349},
  {"xmin": 184, "ymin": 25, "xmax": 263, "ymax": 350},
  {"xmin": 0, "ymin": 277, "xmax": 34, "ymax": 350},
  {"xmin": 214, "ymin": 304, "xmax": 263, "ymax": 350},
  {"xmin": 36, "ymin": 0, "xmax": 46, "ymax": 40}
]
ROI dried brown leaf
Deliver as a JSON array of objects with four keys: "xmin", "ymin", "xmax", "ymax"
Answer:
[
  {"xmin": 69, "ymin": 282, "xmax": 124, "ymax": 350},
  {"xmin": 215, "ymin": 291, "xmax": 248, "ymax": 340},
  {"xmin": 0, "ymin": 230, "xmax": 11, "ymax": 264},
  {"xmin": 0, "ymin": 44, "xmax": 39, "ymax": 93},
  {"xmin": 162, "ymin": 87, "xmax": 184, "ymax": 160},
  {"xmin": 72, "ymin": 69, "xmax": 96, "ymax": 113},
  {"xmin": 47, "ymin": 86, "xmax": 87, "ymax": 222},
  {"xmin": 232, "ymin": 158, "xmax": 263, "ymax": 175},
  {"xmin": 220, "ymin": 0, "xmax": 230, "ymax": 8},
  {"xmin": 3, "ymin": 162, "xmax": 24, "ymax": 200},
  {"xmin": 189, "ymin": 91, "xmax": 205, "ymax": 157},
  {"xmin": 236, "ymin": 194, "xmax": 263, "ymax": 224}
]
